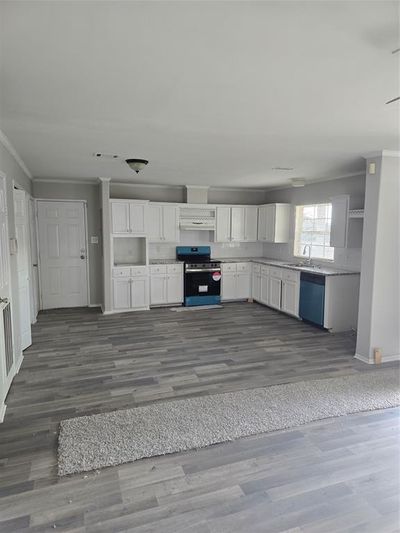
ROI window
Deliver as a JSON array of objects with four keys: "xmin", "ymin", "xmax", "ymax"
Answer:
[{"xmin": 294, "ymin": 203, "xmax": 334, "ymax": 261}]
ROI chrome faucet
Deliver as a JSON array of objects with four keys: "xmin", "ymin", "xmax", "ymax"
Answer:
[{"xmin": 303, "ymin": 244, "xmax": 312, "ymax": 265}]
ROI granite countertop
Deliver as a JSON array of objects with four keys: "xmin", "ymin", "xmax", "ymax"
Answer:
[
  {"xmin": 149, "ymin": 259, "xmax": 183, "ymax": 265},
  {"xmin": 214, "ymin": 257, "xmax": 360, "ymax": 276}
]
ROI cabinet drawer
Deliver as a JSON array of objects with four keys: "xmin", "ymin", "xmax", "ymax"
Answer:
[
  {"xmin": 167, "ymin": 264, "xmax": 183, "ymax": 274},
  {"xmin": 236, "ymin": 262, "xmax": 251, "ymax": 273},
  {"xmin": 269, "ymin": 267, "xmax": 283, "ymax": 279},
  {"xmin": 282, "ymin": 269, "xmax": 300, "ymax": 282},
  {"xmin": 131, "ymin": 266, "xmax": 148, "ymax": 277},
  {"xmin": 113, "ymin": 267, "xmax": 131, "ymax": 278},
  {"xmin": 261, "ymin": 265, "xmax": 270, "ymax": 276},
  {"xmin": 222, "ymin": 263, "xmax": 237, "ymax": 273},
  {"xmin": 150, "ymin": 265, "xmax": 167, "ymax": 275},
  {"xmin": 252, "ymin": 263, "xmax": 261, "ymax": 274}
]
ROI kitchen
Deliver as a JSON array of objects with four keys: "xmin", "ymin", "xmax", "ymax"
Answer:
[{"xmin": 104, "ymin": 180, "xmax": 362, "ymax": 333}]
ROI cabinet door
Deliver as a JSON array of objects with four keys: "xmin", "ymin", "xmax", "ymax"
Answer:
[
  {"xmin": 129, "ymin": 203, "xmax": 146, "ymax": 234},
  {"xmin": 167, "ymin": 273, "xmax": 183, "ymax": 303},
  {"xmin": 113, "ymin": 278, "xmax": 131, "ymax": 309},
  {"xmin": 162, "ymin": 205, "xmax": 179, "ymax": 243},
  {"xmin": 131, "ymin": 277, "xmax": 149, "ymax": 308},
  {"xmin": 265, "ymin": 204, "xmax": 276, "ymax": 242},
  {"xmin": 221, "ymin": 272, "xmax": 237, "ymax": 300},
  {"xmin": 268, "ymin": 276, "xmax": 282, "ymax": 310},
  {"xmin": 257, "ymin": 206, "xmax": 267, "ymax": 241},
  {"xmin": 148, "ymin": 205, "xmax": 163, "ymax": 242},
  {"xmin": 111, "ymin": 202, "xmax": 130, "ymax": 234},
  {"xmin": 231, "ymin": 207, "xmax": 245, "ymax": 241},
  {"xmin": 150, "ymin": 275, "xmax": 167, "ymax": 305},
  {"xmin": 252, "ymin": 272, "xmax": 261, "ymax": 301},
  {"xmin": 215, "ymin": 207, "xmax": 231, "ymax": 242},
  {"xmin": 330, "ymin": 195, "xmax": 349, "ymax": 248},
  {"xmin": 244, "ymin": 207, "xmax": 258, "ymax": 241},
  {"xmin": 260, "ymin": 273, "xmax": 269, "ymax": 304},
  {"xmin": 281, "ymin": 279, "xmax": 300, "ymax": 317},
  {"xmin": 236, "ymin": 272, "xmax": 251, "ymax": 299}
]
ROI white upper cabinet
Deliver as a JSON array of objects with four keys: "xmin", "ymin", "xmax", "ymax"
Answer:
[
  {"xmin": 216, "ymin": 206, "xmax": 258, "ymax": 243},
  {"xmin": 111, "ymin": 200, "xmax": 148, "ymax": 235},
  {"xmin": 162, "ymin": 205, "xmax": 179, "ymax": 242},
  {"xmin": 215, "ymin": 207, "xmax": 231, "ymax": 242},
  {"xmin": 257, "ymin": 204, "xmax": 291, "ymax": 243},
  {"xmin": 244, "ymin": 206, "xmax": 258, "ymax": 241},
  {"xmin": 148, "ymin": 204, "xmax": 179, "ymax": 243},
  {"xmin": 330, "ymin": 195, "xmax": 349, "ymax": 248},
  {"xmin": 231, "ymin": 207, "xmax": 245, "ymax": 241}
]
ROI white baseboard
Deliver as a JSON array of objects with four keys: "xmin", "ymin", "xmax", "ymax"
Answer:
[
  {"xmin": 88, "ymin": 304, "xmax": 101, "ymax": 308},
  {"xmin": 354, "ymin": 353, "xmax": 400, "ymax": 364},
  {"xmin": 15, "ymin": 354, "xmax": 24, "ymax": 373},
  {"xmin": 0, "ymin": 402, "xmax": 6, "ymax": 423}
]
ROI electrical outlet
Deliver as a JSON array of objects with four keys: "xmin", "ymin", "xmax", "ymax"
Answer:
[{"xmin": 91, "ymin": 236, "xmax": 99, "ymax": 244}]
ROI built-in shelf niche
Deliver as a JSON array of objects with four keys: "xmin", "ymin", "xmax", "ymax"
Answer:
[{"xmin": 113, "ymin": 236, "xmax": 147, "ymax": 266}]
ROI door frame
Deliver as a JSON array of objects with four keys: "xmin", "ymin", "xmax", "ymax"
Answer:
[{"xmin": 35, "ymin": 199, "xmax": 90, "ymax": 310}]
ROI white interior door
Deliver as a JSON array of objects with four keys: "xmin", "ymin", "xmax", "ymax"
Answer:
[
  {"xmin": 14, "ymin": 189, "xmax": 32, "ymax": 351},
  {"xmin": 0, "ymin": 174, "xmax": 15, "ymax": 414},
  {"xmin": 29, "ymin": 198, "xmax": 39, "ymax": 323},
  {"xmin": 37, "ymin": 201, "xmax": 88, "ymax": 309}
]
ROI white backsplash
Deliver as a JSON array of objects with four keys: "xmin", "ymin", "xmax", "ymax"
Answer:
[
  {"xmin": 262, "ymin": 242, "xmax": 362, "ymax": 271},
  {"xmin": 149, "ymin": 230, "xmax": 264, "ymax": 260}
]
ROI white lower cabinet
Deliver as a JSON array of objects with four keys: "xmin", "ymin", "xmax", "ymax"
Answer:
[
  {"xmin": 268, "ymin": 268, "xmax": 282, "ymax": 310},
  {"xmin": 112, "ymin": 266, "xmax": 149, "ymax": 311},
  {"xmin": 251, "ymin": 262, "xmax": 300, "ymax": 317},
  {"xmin": 150, "ymin": 264, "xmax": 183, "ymax": 306},
  {"xmin": 281, "ymin": 270, "xmax": 300, "ymax": 317},
  {"xmin": 260, "ymin": 266, "xmax": 270, "ymax": 305},
  {"xmin": 222, "ymin": 263, "xmax": 251, "ymax": 301}
]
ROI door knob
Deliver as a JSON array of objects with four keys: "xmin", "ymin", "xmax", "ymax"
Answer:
[{"xmin": 80, "ymin": 255, "xmax": 85, "ymax": 260}]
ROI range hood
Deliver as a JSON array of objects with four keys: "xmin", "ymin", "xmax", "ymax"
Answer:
[{"xmin": 179, "ymin": 207, "xmax": 216, "ymax": 231}]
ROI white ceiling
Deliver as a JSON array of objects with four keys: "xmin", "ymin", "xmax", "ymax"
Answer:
[{"xmin": 0, "ymin": 1, "xmax": 398, "ymax": 188}]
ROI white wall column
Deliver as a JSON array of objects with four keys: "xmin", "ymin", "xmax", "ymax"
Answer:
[
  {"xmin": 99, "ymin": 178, "xmax": 112, "ymax": 313},
  {"xmin": 355, "ymin": 150, "xmax": 400, "ymax": 364}
]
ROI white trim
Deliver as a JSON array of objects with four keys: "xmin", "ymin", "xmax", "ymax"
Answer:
[
  {"xmin": 0, "ymin": 402, "xmax": 6, "ymax": 423},
  {"xmin": 264, "ymin": 172, "xmax": 366, "ymax": 193},
  {"xmin": 34, "ymin": 178, "xmax": 98, "ymax": 185},
  {"xmin": 0, "ymin": 128, "xmax": 32, "ymax": 179},
  {"xmin": 354, "ymin": 353, "xmax": 400, "ymax": 364},
  {"xmin": 35, "ymin": 198, "xmax": 88, "ymax": 204},
  {"xmin": 83, "ymin": 203, "xmax": 90, "ymax": 307},
  {"xmin": 363, "ymin": 150, "xmax": 400, "ymax": 159},
  {"xmin": 88, "ymin": 304, "xmax": 101, "ymax": 308},
  {"xmin": 15, "ymin": 354, "xmax": 24, "ymax": 373}
]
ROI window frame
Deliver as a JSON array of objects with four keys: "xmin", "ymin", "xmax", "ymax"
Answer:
[{"xmin": 293, "ymin": 203, "xmax": 334, "ymax": 262}]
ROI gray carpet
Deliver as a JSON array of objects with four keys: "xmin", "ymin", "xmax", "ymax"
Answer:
[{"xmin": 58, "ymin": 369, "xmax": 400, "ymax": 476}]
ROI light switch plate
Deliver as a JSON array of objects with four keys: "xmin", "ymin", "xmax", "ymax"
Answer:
[{"xmin": 91, "ymin": 236, "xmax": 99, "ymax": 244}]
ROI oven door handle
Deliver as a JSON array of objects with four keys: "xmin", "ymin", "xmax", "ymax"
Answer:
[{"xmin": 185, "ymin": 268, "xmax": 221, "ymax": 273}]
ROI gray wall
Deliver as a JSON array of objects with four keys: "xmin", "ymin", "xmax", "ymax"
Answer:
[
  {"xmin": 262, "ymin": 174, "xmax": 366, "ymax": 270},
  {"xmin": 110, "ymin": 183, "xmax": 268, "ymax": 205},
  {"xmin": 32, "ymin": 181, "xmax": 102, "ymax": 306}
]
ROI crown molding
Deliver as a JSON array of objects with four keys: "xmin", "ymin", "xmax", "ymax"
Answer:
[
  {"xmin": 0, "ymin": 128, "xmax": 32, "ymax": 179},
  {"xmin": 264, "ymin": 171, "xmax": 366, "ymax": 192},
  {"xmin": 34, "ymin": 177, "xmax": 98, "ymax": 185},
  {"xmin": 363, "ymin": 150, "xmax": 400, "ymax": 159}
]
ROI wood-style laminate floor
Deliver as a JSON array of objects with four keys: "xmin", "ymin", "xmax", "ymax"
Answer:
[{"xmin": 0, "ymin": 302, "xmax": 399, "ymax": 532}]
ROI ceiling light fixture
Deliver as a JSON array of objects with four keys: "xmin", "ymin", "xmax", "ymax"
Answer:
[
  {"xmin": 126, "ymin": 158, "xmax": 149, "ymax": 174},
  {"xmin": 291, "ymin": 178, "xmax": 306, "ymax": 188}
]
